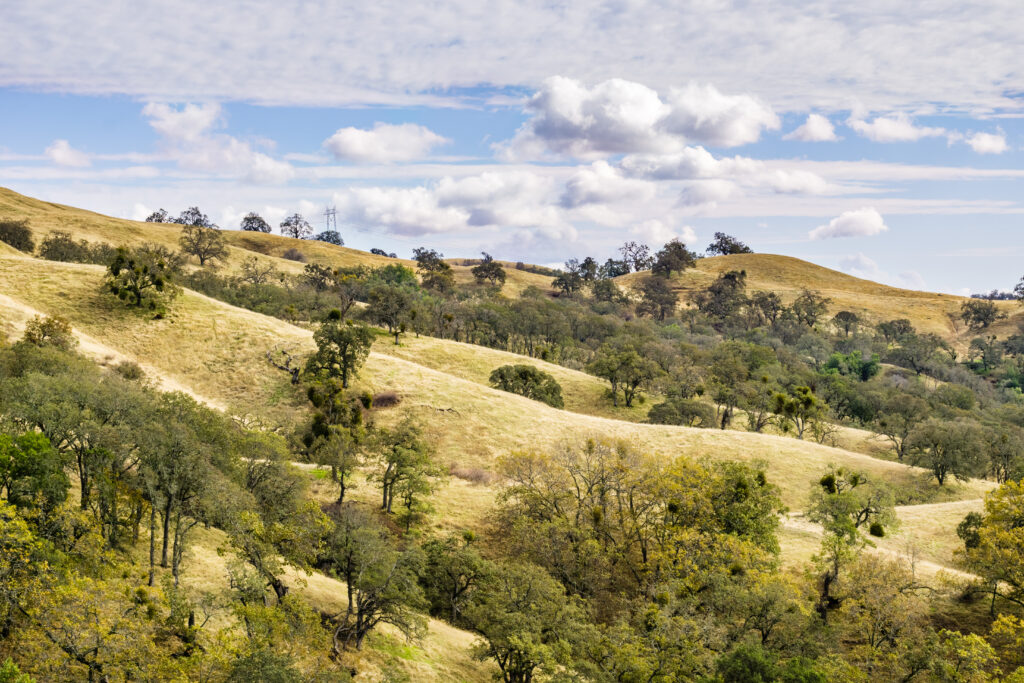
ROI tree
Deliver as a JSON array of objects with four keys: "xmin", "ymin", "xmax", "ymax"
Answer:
[
  {"xmin": 874, "ymin": 394, "xmax": 929, "ymax": 461},
  {"xmin": 313, "ymin": 230, "xmax": 344, "ymax": 245},
  {"xmin": 412, "ymin": 247, "xmax": 455, "ymax": 293},
  {"xmin": 598, "ymin": 258, "xmax": 630, "ymax": 279},
  {"xmin": 105, "ymin": 246, "xmax": 180, "ymax": 310},
  {"xmin": 707, "ymin": 232, "xmax": 753, "ymax": 256},
  {"xmin": 324, "ymin": 506, "xmax": 427, "ymax": 652},
  {"xmin": 465, "ymin": 561, "xmax": 584, "ymax": 683},
  {"xmin": 0, "ymin": 219, "xmax": 34, "ymax": 253},
  {"xmin": 239, "ymin": 256, "xmax": 279, "ymax": 285},
  {"xmin": 279, "ymin": 213, "xmax": 312, "ymax": 239},
  {"xmin": 792, "ymin": 290, "xmax": 831, "ymax": 327},
  {"xmin": 891, "ymin": 332, "xmax": 944, "ymax": 374},
  {"xmin": 636, "ymin": 275, "xmax": 679, "ymax": 321},
  {"xmin": 587, "ymin": 338, "xmax": 661, "ymax": 408},
  {"xmin": 0, "ymin": 432, "xmax": 69, "ymax": 516},
  {"xmin": 772, "ymin": 385, "xmax": 825, "ymax": 439},
  {"xmin": 365, "ymin": 284, "xmax": 413, "ymax": 344},
  {"xmin": 301, "ymin": 379, "xmax": 366, "ymax": 504},
  {"xmin": 488, "ymin": 364, "xmax": 564, "ymax": 408},
  {"xmin": 305, "ymin": 315, "xmax": 375, "ymax": 388},
  {"xmin": 178, "ymin": 224, "xmax": 227, "ymax": 266},
  {"xmin": 471, "ymin": 252, "xmax": 506, "ymax": 286},
  {"xmin": 551, "ymin": 266, "xmax": 584, "ymax": 296},
  {"xmin": 240, "ymin": 212, "xmax": 271, "ymax": 232},
  {"xmin": 22, "ymin": 315, "xmax": 76, "ymax": 351},
  {"xmin": 421, "ymin": 531, "xmax": 491, "ymax": 625},
  {"xmin": 369, "ymin": 417, "xmax": 439, "ymax": 517},
  {"xmin": 651, "ymin": 239, "xmax": 697, "ymax": 277},
  {"xmin": 173, "ymin": 206, "xmax": 215, "ymax": 228},
  {"xmin": 370, "ymin": 247, "xmax": 397, "ymax": 258},
  {"xmin": 618, "ymin": 241, "xmax": 654, "ymax": 272},
  {"xmin": 987, "ymin": 427, "xmax": 1024, "ymax": 484},
  {"xmin": 877, "ymin": 318, "xmax": 915, "ymax": 344},
  {"xmin": 647, "ymin": 398, "xmax": 716, "ymax": 427},
  {"xmin": 961, "ymin": 298, "xmax": 1001, "ymax": 330},
  {"xmin": 749, "ymin": 291, "xmax": 783, "ymax": 326},
  {"xmin": 832, "ymin": 311, "xmax": 860, "ymax": 337},
  {"xmin": 907, "ymin": 418, "xmax": 987, "ymax": 486},
  {"xmin": 961, "ymin": 479, "xmax": 1024, "ymax": 614},
  {"xmin": 144, "ymin": 209, "xmax": 170, "ymax": 223},
  {"xmin": 807, "ymin": 467, "xmax": 895, "ymax": 618},
  {"xmin": 692, "ymin": 270, "xmax": 748, "ymax": 322}
]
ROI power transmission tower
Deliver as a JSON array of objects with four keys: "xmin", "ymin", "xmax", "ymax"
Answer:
[{"xmin": 324, "ymin": 205, "xmax": 337, "ymax": 232}]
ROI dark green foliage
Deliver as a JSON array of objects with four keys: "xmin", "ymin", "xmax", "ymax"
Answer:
[
  {"xmin": 36, "ymin": 230, "xmax": 115, "ymax": 264},
  {"xmin": 240, "ymin": 212, "xmax": 272, "ymax": 232},
  {"xmin": 105, "ymin": 245, "xmax": 180, "ymax": 311},
  {"xmin": 824, "ymin": 350, "xmax": 880, "ymax": 381},
  {"xmin": 647, "ymin": 398, "xmax": 716, "ymax": 427},
  {"xmin": 145, "ymin": 208, "xmax": 170, "ymax": 223},
  {"xmin": 692, "ymin": 270, "xmax": 748, "ymax": 321},
  {"xmin": 412, "ymin": 247, "xmax": 455, "ymax": 292},
  {"xmin": 313, "ymin": 230, "xmax": 344, "ymax": 245},
  {"xmin": 364, "ymin": 283, "xmax": 413, "ymax": 344},
  {"xmin": 471, "ymin": 252, "xmax": 506, "ymax": 286},
  {"xmin": 791, "ymin": 289, "xmax": 831, "ymax": 327},
  {"xmin": 706, "ymin": 232, "xmax": 754, "ymax": 256},
  {"xmin": 651, "ymin": 238, "xmax": 697, "ymax": 277},
  {"xmin": 178, "ymin": 224, "xmax": 227, "ymax": 266},
  {"xmin": 0, "ymin": 432, "xmax": 69, "ymax": 516},
  {"xmin": 225, "ymin": 650, "xmax": 303, "ymax": 682},
  {"xmin": 370, "ymin": 247, "xmax": 397, "ymax": 258},
  {"xmin": 305, "ymin": 318, "xmax": 375, "ymax": 388},
  {"xmin": 956, "ymin": 512, "xmax": 983, "ymax": 550},
  {"xmin": 488, "ymin": 364, "xmax": 564, "ymax": 408},
  {"xmin": 960, "ymin": 298, "xmax": 1001, "ymax": 330},
  {"xmin": 906, "ymin": 418, "xmax": 987, "ymax": 485},
  {"xmin": 0, "ymin": 219, "xmax": 34, "ymax": 252},
  {"xmin": 22, "ymin": 315, "xmax": 76, "ymax": 351},
  {"xmin": 173, "ymin": 206, "xmax": 216, "ymax": 228},
  {"xmin": 636, "ymin": 275, "xmax": 679, "ymax": 320}
]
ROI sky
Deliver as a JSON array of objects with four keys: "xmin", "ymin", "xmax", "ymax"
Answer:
[{"xmin": 1, "ymin": 1, "xmax": 1023, "ymax": 295}]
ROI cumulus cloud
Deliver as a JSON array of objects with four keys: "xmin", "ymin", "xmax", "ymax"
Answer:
[
  {"xmin": 323, "ymin": 122, "xmax": 450, "ymax": 163},
  {"xmin": 629, "ymin": 219, "xmax": 697, "ymax": 245},
  {"xmin": 809, "ymin": 207, "xmax": 888, "ymax": 239},
  {"xmin": 783, "ymin": 114, "xmax": 838, "ymax": 142},
  {"xmin": 335, "ymin": 170, "xmax": 571, "ymax": 239},
  {"xmin": 965, "ymin": 131, "xmax": 1008, "ymax": 154},
  {"xmin": 500, "ymin": 76, "xmax": 778, "ymax": 160},
  {"xmin": 848, "ymin": 113, "xmax": 946, "ymax": 142},
  {"xmin": 661, "ymin": 83, "xmax": 779, "ymax": 147},
  {"xmin": 898, "ymin": 271, "xmax": 927, "ymax": 290},
  {"xmin": 143, "ymin": 102, "xmax": 293, "ymax": 184},
  {"xmin": 44, "ymin": 139, "xmax": 90, "ymax": 167},
  {"xmin": 559, "ymin": 161, "xmax": 656, "ymax": 208},
  {"xmin": 621, "ymin": 146, "xmax": 830, "ymax": 196}
]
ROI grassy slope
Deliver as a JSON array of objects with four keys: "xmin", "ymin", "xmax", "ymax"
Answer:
[
  {"xmin": 0, "ymin": 255, "xmax": 991, "ymax": 512},
  {"xmin": 620, "ymin": 252, "xmax": 1023, "ymax": 343},
  {"xmin": 0, "ymin": 186, "xmax": 551, "ymax": 296}
]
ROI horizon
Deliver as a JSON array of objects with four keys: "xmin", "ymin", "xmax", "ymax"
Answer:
[{"xmin": 2, "ymin": 2, "xmax": 1024, "ymax": 295}]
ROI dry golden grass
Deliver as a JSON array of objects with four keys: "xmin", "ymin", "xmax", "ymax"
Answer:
[
  {"xmin": 0, "ymin": 254, "xmax": 990, "ymax": 514},
  {"xmin": 0, "ymin": 185, "xmax": 550, "ymax": 297},
  {"xmin": 619, "ymin": 253, "xmax": 1023, "ymax": 344}
]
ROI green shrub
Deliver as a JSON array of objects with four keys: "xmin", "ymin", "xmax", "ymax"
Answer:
[
  {"xmin": 647, "ymin": 398, "xmax": 716, "ymax": 427},
  {"xmin": 0, "ymin": 219, "xmax": 34, "ymax": 252},
  {"xmin": 488, "ymin": 364, "xmax": 564, "ymax": 408}
]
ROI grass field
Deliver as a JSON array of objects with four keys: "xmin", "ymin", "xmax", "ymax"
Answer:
[{"xmin": 0, "ymin": 186, "xmax": 1009, "ymax": 676}]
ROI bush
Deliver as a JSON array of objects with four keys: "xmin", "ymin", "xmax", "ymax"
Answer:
[
  {"xmin": 282, "ymin": 248, "xmax": 306, "ymax": 262},
  {"xmin": 449, "ymin": 465, "xmax": 497, "ymax": 485},
  {"xmin": 647, "ymin": 398, "xmax": 716, "ymax": 427},
  {"xmin": 488, "ymin": 364, "xmax": 564, "ymax": 408},
  {"xmin": 0, "ymin": 219, "xmax": 34, "ymax": 252},
  {"xmin": 37, "ymin": 230, "xmax": 114, "ymax": 264},
  {"xmin": 113, "ymin": 360, "xmax": 145, "ymax": 381},
  {"xmin": 372, "ymin": 390, "xmax": 402, "ymax": 408},
  {"xmin": 22, "ymin": 315, "xmax": 77, "ymax": 351}
]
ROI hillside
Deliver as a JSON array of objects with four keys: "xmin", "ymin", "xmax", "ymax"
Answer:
[
  {"xmin": 621, "ymin": 252, "xmax": 1023, "ymax": 343},
  {"xmin": 0, "ymin": 186, "xmax": 552, "ymax": 295}
]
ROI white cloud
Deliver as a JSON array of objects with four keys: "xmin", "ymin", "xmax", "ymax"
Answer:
[
  {"xmin": 678, "ymin": 179, "xmax": 740, "ymax": 208},
  {"xmin": 5, "ymin": 3, "xmax": 1024, "ymax": 115},
  {"xmin": 810, "ymin": 207, "xmax": 888, "ymax": 239},
  {"xmin": 559, "ymin": 161, "xmax": 655, "ymax": 208},
  {"xmin": 661, "ymin": 83, "xmax": 779, "ymax": 147},
  {"xmin": 965, "ymin": 131, "xmax": 1008, "ymax": 154},
  {"xmin": 848, "ymin": 113, "xmax": 945, "ymax": 142},
  {"xmin": 142, "ymin": 102, "xmax": 221, "ymax": 142},
  {"xmin": 500, "ymin": 77, "xmax": 778, "ymax": 160},
  {"xmin": 143, "ymin": 102, "xmax": 293, "ymax": 184},
  {"xmin": 629, "ymin": 219, "xmax": 697, "ymax": 246},
  {"xmin": 840, "ymin": 252, "xmax": 885, "ymax": 280},
  {"xmin": 621, "ymin": 146, "xmax": 830, "ymax": 196},
  {"xmin": 783, "ymin": 114, "xmax": 837, "ymax": 142},
  {"xmin": 45, "ymin": 139, "xmax": 90, "ymax": 167},
  {"xmin": 334, "ymin": 170, "xmax": 571, "ymax": 239},
  {"xmin": 323, "ymin": 122, "xmax": 450, "ymax": 163},
  {"xmin": 130, "ymin": 202, "xmax": 151, "ymax": 221}
]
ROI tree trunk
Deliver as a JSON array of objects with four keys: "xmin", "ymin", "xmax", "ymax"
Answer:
[
  {"xmin": 161, "ymin": 500, "xmax": 172, "ymax": 568},
  {"xmin": 148, "ymin": 505, "xmax": 157, "ymax": 587}
]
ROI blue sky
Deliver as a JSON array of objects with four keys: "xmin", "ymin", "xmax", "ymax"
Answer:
[{"xmin": 2, "ymin": 1, "xmax": 1024, "ymax": 294}]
